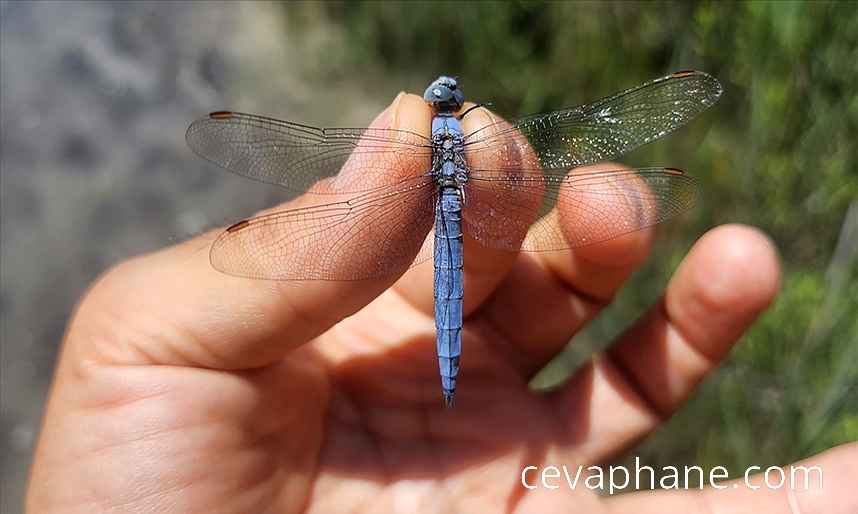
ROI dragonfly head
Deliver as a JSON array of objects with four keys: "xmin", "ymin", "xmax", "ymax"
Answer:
[{"xmin": 424, "ymin": 75, "xmax": 465, "ymax": 114}]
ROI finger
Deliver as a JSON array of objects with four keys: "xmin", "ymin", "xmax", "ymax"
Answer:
[
  {"xmin": 607, "ymin": 443, "xmax": 858, "ymax": 514},
  {"xmin": 71, "ymin": 93, "xmax": 433, "ymax": 370},
  {"xmin": 477, "ymin": 163, "xmax": 656, "ymax": 377},
  {"xmin": 393, "ymin": 105, "xmax": 527, "ymax": 316},
  {"xmin": 549, "ymin": 225, "xmax": 781, "ymax": 462}
]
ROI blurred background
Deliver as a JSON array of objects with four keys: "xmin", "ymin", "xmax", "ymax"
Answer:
[{"xmin": 1, "ymin": 0, "xmax": 856, "ymax": 511}]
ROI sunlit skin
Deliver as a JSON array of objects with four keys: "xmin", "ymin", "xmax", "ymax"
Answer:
[{"xmin": 27, "ymin": 93, "xmax": 857, "ymax": 514}]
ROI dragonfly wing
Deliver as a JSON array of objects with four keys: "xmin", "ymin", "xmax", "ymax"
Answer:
[
  {"xmin": 462, "ymin": 70, "xmax": 722, "ymax": 170},
  {"xmin": 463, "ymin": 167, "xmax": 699, "ymax": 252},
  {"xmin": 186, "ymin": 111, "xmax": 433, "ymax": 194},
  {"xmin": 211, "ymin": 176, "xmax": 437, "ymax": 280}
]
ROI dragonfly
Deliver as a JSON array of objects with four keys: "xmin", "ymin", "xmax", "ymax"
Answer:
[{"xmin": 186, "ymin": 70, "xmax": 722, "ymax": 407}]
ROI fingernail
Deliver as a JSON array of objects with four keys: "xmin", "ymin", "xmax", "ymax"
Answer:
[
  {"xmin": 389, "ymin": 91, "xmax": 406, "ymax": 129},
  {"xmin": 372, "ymin": 92, "xmax": 405, "ymax": 129},
  {"xmin": 478, "ymin": 108, "xmax": 496, "ymax": 130}
]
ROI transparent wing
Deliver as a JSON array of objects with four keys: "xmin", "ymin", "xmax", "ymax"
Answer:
[
  {"xmin": 463, "ymin": 167, "xmax": 698, "ymax": 252},
  {"xmin": 463, "ymin": 70, "xmax": 722, "ymax": 170},
  {"xmin": 210, "ymin": 176, "xmax": 437, "ymax": 280},
  {"xmin": 186, "ymin": 111, "xmax": 433, "ymax": 194}
]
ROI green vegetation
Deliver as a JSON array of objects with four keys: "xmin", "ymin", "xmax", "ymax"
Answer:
[{"xmin": 283, "ymin": 0, "xmax": 857, "ymax": 475}]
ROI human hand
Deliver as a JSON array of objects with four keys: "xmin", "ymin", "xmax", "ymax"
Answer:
[{"xmin": 27, "ymin": 94, "xmax": 857, "ymax": 514}]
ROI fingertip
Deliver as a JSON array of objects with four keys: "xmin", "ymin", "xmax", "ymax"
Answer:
[
  {"xmin": 667, "ymin": 224, "xmax": 781, "ymax": 359},
  {"xmin": 675, "ymin": 224, "xmax": 781, "ymax": 312},
  {"xmin": 371, "ymin": 91, "xmax": 431, "ymax": 133},
  {"xmin": 369, "ymin": 92, "xmax": 405, "ymax": 129},
  {"xmin": 459, "ymin": 104, "xmax": 499, "ymax": 134},
  {"xmin": 560, "ymin": 163, "xmax": 656, "ymax": 269},
  {"xmin": 535, "ymin": 163, "xmax": 657, "ymax": 302},
  {"xmin": 390, "ymin": 92, "xmax": 431, "ymax": 136}
]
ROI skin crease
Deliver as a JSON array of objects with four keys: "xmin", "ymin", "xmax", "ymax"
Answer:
[{"xmin": 26, "ymin": 93, "xmax": 858, "ymax": 514}]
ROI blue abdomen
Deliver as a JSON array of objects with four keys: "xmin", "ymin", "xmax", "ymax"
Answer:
[{"xmin": 434, "ymin": 187, "xmax": 463, "ymax": 407}]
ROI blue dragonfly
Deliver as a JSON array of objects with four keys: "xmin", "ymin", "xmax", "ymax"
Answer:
[{"xmin": 186, "ymin": 70, "xmax": 722, "ymax": 407}]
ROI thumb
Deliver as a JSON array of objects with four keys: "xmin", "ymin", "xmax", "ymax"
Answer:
[{"xmin": 71, "ymin": 93, "xmax": 432, "ymax": 370}]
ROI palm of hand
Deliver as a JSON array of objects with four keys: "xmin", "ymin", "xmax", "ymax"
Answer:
[{"xmin": 131, "ymin": 284, "xmax": 612, "ymax": 514}]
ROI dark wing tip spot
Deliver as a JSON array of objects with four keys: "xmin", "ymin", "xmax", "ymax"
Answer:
[
  {"xmin": 226, "ymin": 219, "xmax": 251, "ymax": 232},
  {"xmin": 209, "ymin": 111, "xmax": 234, "ymax": 120},
  {"xmin": 664, "ymin": 167, "xmax": 685, "ymax": 175}
]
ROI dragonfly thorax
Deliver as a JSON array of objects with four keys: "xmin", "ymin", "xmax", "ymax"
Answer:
[
  {"xmin": 430, "ymin": 115, "xmax": 468, "ymax": 190},
  {"xmin": 432, "ymin": 130, "xmax": 464, "ymax": 159}
]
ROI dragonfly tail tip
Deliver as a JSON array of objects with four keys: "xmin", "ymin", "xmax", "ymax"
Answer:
[{"xmin": 443, "ymin": 391, "xmax": 455, "ymax": 408}]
